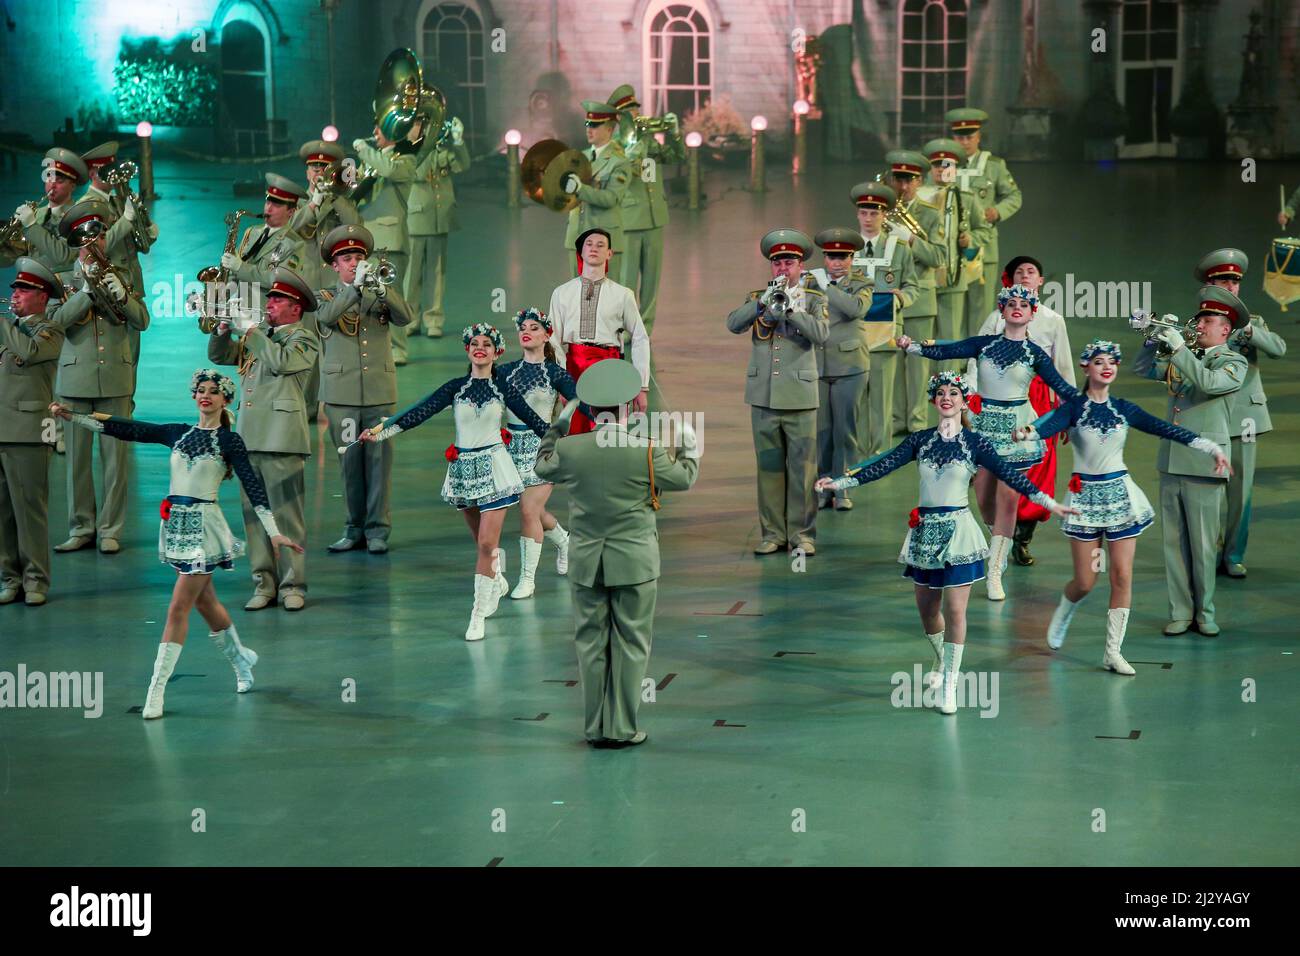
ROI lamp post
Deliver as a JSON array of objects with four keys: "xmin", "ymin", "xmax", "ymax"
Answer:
[
  {"xmin": 504, "ymin": 129, "xmax": 522, "ymax": 208},
  {"xmin": 135, "ymin": 122, "xmax": 158, "ymax": 201},
  {"xmin": 321, "ymin": 0, "xmax": 342, "ymax": 128},
  {"xmin": 792, "ymin": 99, "xmax": 810, "ymax": 175},
  {"xmin": 749, "ymin": 115, "xmax": 767, "ymax": 193},
  {"xmin": 685, "ymin": 131, "xmax": 702, "ymax": 210}
]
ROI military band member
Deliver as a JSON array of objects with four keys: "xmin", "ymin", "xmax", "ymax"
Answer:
[
  {"xmin": 0, "ymin": 259, "xmax": 66, "ymax": 606},
  {"xmin": 354, "ymin": 126, "xmax": 419, "ymax": 364},
  {"xmin": 969, "ymin": 255, "xmax": 1075, "ymax": 566},
  {"xmin": 209, "ymin": 267, "xmax": 320, "ymax": 611},
  {"xmin": 608, "ymin": 84, "xmax": 685, "ymax": 337},
  {"xmin": 314, "ymin": 225, "xmax": 414, "ymax": 553},
  {"xmin": 562, "ymin": 102, "xmax": 632, "ymax": 280},
  {"xmin": 291, "ymin": 139, "xmax": 361, "ymax": 292},
  {"xmin": 547, "ymin": 228, "xmax": 650, "ymax": 432},
  {"xmin": 1192, "ymin": 248, "xmax": 1287, "ymax": 578},
  {"xmin": 727, "ymin": 229, "xmax": 830, "ymax": 554},
  {"xmin": 887, "ymin": 150, "xmax": 944, "ymax": 435},
  {"xmin": 8, "ymin": 148, "xmax": 89, "ymax": 273},
  {"xmin": 48, "ymin": 201, "xmax": 150, "ymax": 554},
  {"xmin": 406, "ymin": 115, "xmax": 470, "ymax": 338},
  {"xmin": 1279, "ymin": 184, "xmax": 1300, "ymax": 227},
  {"xmin": 1133, "ymin": 286, "xmax": 1248, "ymax": 637},
  {"xmin": 223, "ymin": 173, "xmax": 307, "ymax": 295},
  {"xmin": 920, "ymin": 138, "xmax": 980, "ymax": 371},
  {"xmin": 533, "ymin": 359, "xmax": 699, "ymax": 747},
  {"xmin": 851, "ymin": 181, "xmax": 919, "ymax": 455},
  {"xmin": 809, "ymin": 228, "xmax": 871, "ymax": 511},
  {"xmin": 945, "ymin": 108, "xmax": 1021, "ymax": 330}
]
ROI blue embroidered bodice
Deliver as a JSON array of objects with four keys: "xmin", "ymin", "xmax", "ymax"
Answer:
[
  {"xmin": 921, "ymin": 334, "xmax": 1079, "ymax": 403},
  {"xmin": 375, "ymin": 372, "xmax": 550, "ymax": 446},
  {"xmin": 497, "ymin": 358, "xmax": 577, "ymax": 426},
  {"xmin": 1032, "ymin": 395, "xmax": 1202, "ymax": 475}
]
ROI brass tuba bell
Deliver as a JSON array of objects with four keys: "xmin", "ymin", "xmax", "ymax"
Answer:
[
  {"xmin": 373, "ymin": 48, "xmax": 446, "ymax": 143},
  {"xmin": 520, "ymin": 139, "xmax": 593, "ymax": 213}
]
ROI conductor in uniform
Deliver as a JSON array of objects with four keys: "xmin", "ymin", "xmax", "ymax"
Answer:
[
  {"xmin": 533, "ymin": 359, "xmax": 699, "ymax": 748},
  {"xmin": 726, "ymin": 229, "xmax": 829, "ymax": 555}
]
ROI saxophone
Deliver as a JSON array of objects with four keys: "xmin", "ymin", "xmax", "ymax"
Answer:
[{"xmin": 192, "ymin": 210, "xmax": 253, "ymax": 333}]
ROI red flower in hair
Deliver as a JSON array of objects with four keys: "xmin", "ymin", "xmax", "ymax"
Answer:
[
  {"xmin": 445, "ymin": 445, "xmax": 459, "ymax": 462},
  {"xmin": 1069, "ymin": 474, "xmax": 1082, "ymax": 494},
  {"xmin": 908, "ymin": 508, "xmax": 921, "ymax": 529},
  {"xmin": 160, "ymin": 498, "xmax": 172, "ymax": 521},
  {"xmin": 501, "ymin": 427, "xmax": 512, "ymax": 445}
]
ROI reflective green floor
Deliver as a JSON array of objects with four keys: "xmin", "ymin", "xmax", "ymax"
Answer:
[{"xmin": 1, "ymin": 156, "xmax": 1297, "ymax": 865}]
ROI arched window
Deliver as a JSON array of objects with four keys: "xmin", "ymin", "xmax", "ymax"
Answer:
[
  {"xmin": 643, "ymin": 1, "xmax": 714, "ymax": 118},
  {"xmin": 419, "ymin": 1, "xmax": 486, "ymax": 152},
  {"xmin": 219, "ymin": 4, "xmax": 273, "ymax": 156},
  {"xmin": 898, "ymin": 0, "xmax": 968, "ymax": 144},
  {"xmin": 1118, "ymin": 0, "xmax": 1180, "ymax": 157}
]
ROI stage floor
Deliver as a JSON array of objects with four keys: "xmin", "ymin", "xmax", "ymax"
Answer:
[{"xmin": 1, "ymin": 155, "xmax": 1298, "ymax": 866}]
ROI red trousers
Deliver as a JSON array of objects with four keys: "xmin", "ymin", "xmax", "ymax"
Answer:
[{"xmin": 564, "ymin": 343, "xmax": 622, "ymax": 434}]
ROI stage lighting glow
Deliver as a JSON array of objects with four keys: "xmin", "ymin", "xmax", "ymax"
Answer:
[
  {"xmin": 504, "ymin": 129, "xmax": 522, "ymax": 146},
  {"xmin": 322, "ymin": 126, "xmax": 339, "ymax": 142},
  {"xmin": 136, "ymin": 121, "xmax": 153, "ymax": 138},
  {"xmin": 751, "ymin": 116, "xmax": 768, "ymax": 132},
  {"xmin": 685, "ymin": 131, "xmax": 703, "ymax": 149},
  {"xmin": 793, "ymin": 99, "xmax": 810, "ymax": 116}
]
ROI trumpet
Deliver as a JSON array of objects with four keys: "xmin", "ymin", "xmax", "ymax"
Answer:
[
  {"xmin": 0, "ymin": 297, "xmax": 12, "ymax": 320},
  {"xmin": 765, "ymin": 277, "xmax": 791, "ymax": 319},
  {"xmin": 1128, "ymin": 310, "xmax": 1198, "ymax": 350},
  {"xmin": 884, "ymin": 202, "xmax": 928, "ymax": 241},
  {"xmin": 103, "ymin": 161, "xmax": 153, "ymax": 250},
  {"xmin": 358, "ymin": 258, "xmax": 397, "ymax": 296},
  {"xmin": 633, "ymin": 113, "xmax": 678, "ymax": 135}
]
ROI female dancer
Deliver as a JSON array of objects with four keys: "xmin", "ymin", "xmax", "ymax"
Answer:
[
  {"xmin": 816, "ymin": 372, "xmax": 1075, "ymax": 715},
  {"xmin": 50, "ymin": 370, "xmax": 303, "ymax": 719},
  {"xmin": 497, "ymin": 308, "xmax": 577, "ymax": 598},
  {"xmin": 360, "ymin": 324, "xmax": 549, "ymax": 640},
  {"xmin": 897, "ymin": 283, "xmax": 1079, "ymax": 600},
  {"xmin": 1013, "ymin": 340, "xmax": 1230, "ymax": 674}
]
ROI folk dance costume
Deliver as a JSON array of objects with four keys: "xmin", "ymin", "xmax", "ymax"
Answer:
[
  {"xmin": 1024, "ymin": 344, "xmax": 1225, "ymax": 673},
  {"xmin": 64, "ymin": 371, "xmax": 284, "ymax": 717},
  {"xmin": 907, "ymin": 285, "xmax": 1079, "ymax": 592},
  {"xmin": 824, "ymin": 376, "xmax": 1060, "ymax": 714},
  {"xmin": 367, "ymin": 325, "xmax": 550, "ymax": 639},
  {"xmin": 498, "ymin": 321, "xmax": 579, "ymax": 594}
]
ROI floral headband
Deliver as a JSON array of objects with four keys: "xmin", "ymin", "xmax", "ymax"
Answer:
[
  {"xmin": 927, "ymin": 370, "xmax": 972, "ymax": 400},
  {"xmin": 513, "ymin": 308, "xmax": 552, "ymax": 335},
  {"xmin": 191, "ymin": 368, "xmax": 236, "ymax": 402},
  {"xmin": 996, "ymin": 283, "xmax": 1039, "ymax": 311},
  {"xmin": 462, "ymin": 323, "xmax": 505, "ymax": 356},
  {"xmin": 1079, "ymin": 339, "xmax": 1122, "ymax": 366}
]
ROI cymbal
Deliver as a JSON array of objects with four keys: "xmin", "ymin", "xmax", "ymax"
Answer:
[{"xmin": 521, "ymin": 139, "xmax": 592, "ymax": 213}]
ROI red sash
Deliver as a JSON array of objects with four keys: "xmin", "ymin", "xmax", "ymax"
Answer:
[
  {"xmin": 564, "ymin": 343, "xmax": 623, "ymax": 434},
  {"xmin": 1017, "ymin": 375, "xmax": 1058, "ymax": 523}
]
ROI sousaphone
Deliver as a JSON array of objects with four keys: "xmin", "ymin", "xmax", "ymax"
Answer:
[
  {"xmin": 520, "ymin": 139, "xmax": 592, "ymax": 213},
  {"xmin": 374, "ymin": 48, "xmax": 445, "ymax": 143}
]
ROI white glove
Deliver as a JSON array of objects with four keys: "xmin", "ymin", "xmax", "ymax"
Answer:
[
  {"xmin": 309, "ymin": 181, "xmax": 329, "ymax": 206},
  {"xmin": 221, "ymin": 252, "xmax": 242, "ymax": 272},
  {"xmin": 665, "ymin": 112, "xmax": 679, "ymax": 133},
  {"xmin": 122, "ymin": 196, "xmax": 137, "ymax": 222},
  {"xmin": 807, "ymin": 268, "xmax": 829, "ymax": 291},
  {"xmin": 352, "ymin": 138, "xmax": 368, "ymax": 154},
  {"xmin": 353, "ymin": 259, "xmax": 374, "ymax": 287},
  {"xmin": 1156, "ymin": 327, "xmax": 1185, "ymax": 353},
  {"xmin": 232, "ymin": 308, "xmax": 261, "ymax": 335},
  {"xmin": 102, "ymin": 272, "xmax": 127, "ymax": 304},
  {"xmin": 553, "ymin": 400, "xmax": 579, "ymax": 431},
  {"xmin": 450, "ymin": 117, "xmax": 464, "ymax": 146},
  {"xmin": 15, "ymin": 204, "xmax": 36, "ymax": 228},
  {"xmin": 148, "ymin": 222, "xmax": 160, "ymax": 241},
  {"xmin": 562, "ymin": 172, "xmax": 581, "ymax": 195},
  {"xmin": 892, "ymin": 225, "xmax": 914, "ymax": 244},
  {"xmin": 679, "ymin": 421, "xmax": 700, "ymax": 460}
]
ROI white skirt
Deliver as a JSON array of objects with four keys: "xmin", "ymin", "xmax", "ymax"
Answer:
[
  {"xmin": 442, "ymin": 442, "xmax": 524, "ymax": 510},
  {"xmin": 1060, "ymin": 471, "xmax": 1155, "ymax": 541},
  {"xmin": 973, "ymin": 399, "xmax": 1043, "ymax": 469},
  {"xmin": 159, "ymin": 500, "xmax": 244, "ymax": 575}
]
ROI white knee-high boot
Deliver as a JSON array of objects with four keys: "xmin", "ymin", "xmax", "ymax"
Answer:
[
  {"xmin": 511, "ymin": 536, "xmax": 543, "ymax": 599},
  {"xmin": 544, "ymin": 524, "xmax": 570, "ymax": 575},
  {"xmin": 491, "ymin": 547, "xmax": 509, "ymax": 603},
  {"xmin": 1047, "ymin": 592, "xmax": 1087, "ymax": 649},
  {"xmin": 210, "ymin": 624, "xmax": 258, "ymax": 693},
  {"xmin": 1103, "ymin": 608, "xmax": 1136, "ymax": 676},
  {"xmin": 466, "ymin": 574, "xmax": 495, "ymax": 641},
  {"xmin": 142, "ymin": 642, "xmax": 182, "ymax": 719},
  {"xmin": 940, "ymin": 642, "xmax": 965, "ymax": 715},
  {"xmin": 986, "ymin": 535, "xmax": 1010, "ymax": 601},
  {"xmin": 924, "ymin": 630, "xmax": 944, "ymax": 689}
]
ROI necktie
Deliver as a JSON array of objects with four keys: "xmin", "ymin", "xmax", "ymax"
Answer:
[
  {"xmin": 865, "ymin": 241, "xmax": 874, "ymax": 258},
  {"xmin": 244, "ymin": 228, "xmax": 272, "ymax": 262}
]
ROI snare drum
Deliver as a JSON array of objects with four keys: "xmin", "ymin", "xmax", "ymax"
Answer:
[{"xmin": 1264, "ymin": 236, "xmax": 1300, "ymax": 311}]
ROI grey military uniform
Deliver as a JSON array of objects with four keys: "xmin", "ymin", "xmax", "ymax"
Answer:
[
  {"xmin": 316, "ymin": 280, "xmax": 414, "ymax": 544},
  {"xmin": 955, "ymin": 150, "xmax": 1020, "ymax": 327},
  {"xmin": 1134, "ymin": 341, "xmax": 1247, "ymax": 630},
  {"xmin": 895, "ymin": 196, "xmax": 944, "ymax": 434},
  {"xmin": 290, "ymin": 194, "xmax": 361, "ymax": 292},
  {"xmin": 814, "ymin": 270, "xmax": 871, "ymax": 504},
  {"xmin": 406, "ymin": 137, "xmax": 470, "ymax": 336},
  {"xmin": 0, "ymin": 309, "xmax": 64, "ymax": 596},
  {"xmin": 353, "ymin": 141, "xmax": 416, "ymax": 362},
  {"xmin": 233, "ymin": 224, "xmax": 307, "ymax": 297},
  {"xmin": 565, "ymin": 143, "xmax": 632, "ymax": 279},
  {"xmin": 49, "ymin": 286, "xmax": 149, "ymax": 542},
  {"xmin": 852, "ymin": 234, "xmax": 919, "ymax": 454},
  {"xmin": 209, "ymin": 320, "xmax": 320, "ymax": 600},
  {"xmin": 1221, "ymin": 316, "xmax": 1286, "ymax": 569},
  {"xmin": 727, "ymin": 287, "xmax": 830, "ymax": 547}
]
